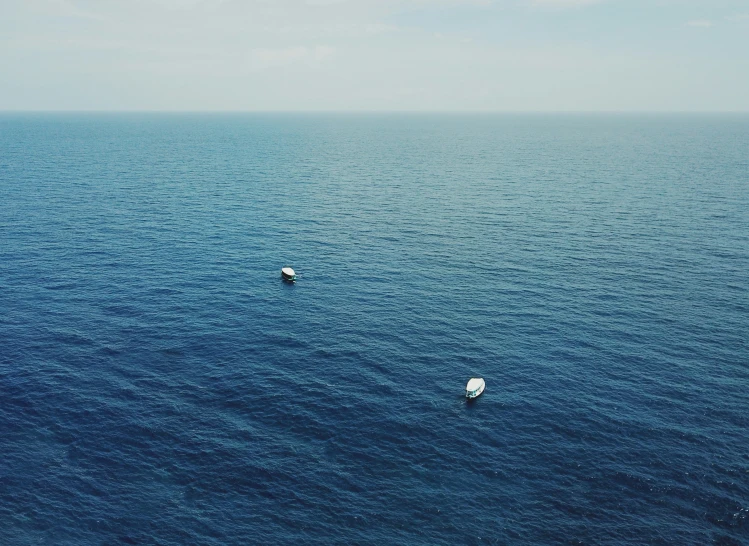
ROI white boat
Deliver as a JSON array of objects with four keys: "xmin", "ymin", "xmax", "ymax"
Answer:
[
  {"xmin": 466, "ymin": 377, "xmax": 485, "ymax": 399},
  {"xmin": 281, "ymin": 267, "xmax": 297, "ymax": 281}
]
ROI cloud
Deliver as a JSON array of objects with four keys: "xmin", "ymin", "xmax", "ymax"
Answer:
[
  {"xmin": 247, "ymin": 45, "xmax": 335, "ymax": 70},
  {"xmin": 34, "ymin": 0, "xmax": 107, "ymax": 20},
  {"xmin": 725, "ymin": 13, "xmax": 749, "ymax": 22},
  {"xmin": 306, "ymin": 0, "xmax": 349, "ymax": 5},
  {"xmin": 4, "ymin": 0, "xmax": 748, "ymax": 111},
  {"xmin": 529, "ymin": 0, "xmax": 602, "ymax": 7},
  {"xmin": 686, "ymin": 20, "xmax": 713, "ymax": 28}
]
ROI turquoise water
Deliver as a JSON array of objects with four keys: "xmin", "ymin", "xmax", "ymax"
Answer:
[{"xmin": 1, "ymin": 113, "xmax": 747, "ymax": 544}]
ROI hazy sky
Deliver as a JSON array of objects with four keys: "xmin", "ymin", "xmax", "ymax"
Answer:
[{"xmin": 2, "ymin": 0, "xmax": 748, "ymax": 111}]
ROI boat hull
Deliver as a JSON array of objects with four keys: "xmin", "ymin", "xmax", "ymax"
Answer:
[
  {"xmin": 281, "ymin": 267, "xmax": 297, "ymax": 282},
  {"xmin": 466, "ymin": 380, "xmax": 485, "ymax": 399}
]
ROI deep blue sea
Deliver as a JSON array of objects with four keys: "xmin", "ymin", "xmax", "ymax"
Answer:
[{"xmin": 1, "ymin": 113, "xmax": 747, "ymax": 545}]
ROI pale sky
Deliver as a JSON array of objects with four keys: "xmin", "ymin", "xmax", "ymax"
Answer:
[{"xmin": 1, "ymin": 0, "xmax": 748, "ymax": 111}]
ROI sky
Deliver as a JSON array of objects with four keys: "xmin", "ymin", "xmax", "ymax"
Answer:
[{"xmin": 1, "ymin": 0, "xmax": 748, "ymax": 111}]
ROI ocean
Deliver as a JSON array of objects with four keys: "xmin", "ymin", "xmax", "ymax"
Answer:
[{"xmin": 0, "ymin": 113, "xmax": 747, "ymax": 544}]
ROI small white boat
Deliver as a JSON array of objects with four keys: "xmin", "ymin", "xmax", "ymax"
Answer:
[
  {"xmin": 281, "ymin": 267, "xmax": 297, "ymax": 282},
  {"xmin": 466, "ymin": 377, "xmax": 485, "ymax": 399}
]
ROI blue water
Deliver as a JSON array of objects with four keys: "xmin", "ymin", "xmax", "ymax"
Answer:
[{"xmin": 1, "ymin": 113, "xmax": 747, "ymax": 544}]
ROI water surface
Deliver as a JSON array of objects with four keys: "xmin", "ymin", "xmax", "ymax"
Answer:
[{"xmin": 1, "ymin": 113, "xmax": 747, "ymax": 544}]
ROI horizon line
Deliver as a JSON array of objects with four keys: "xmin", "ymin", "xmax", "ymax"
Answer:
[{"xmin": 2, "ymin": 109, "xmax": 749, "ymax": 115}]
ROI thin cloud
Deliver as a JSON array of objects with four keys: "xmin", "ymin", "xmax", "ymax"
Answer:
[
  {"xmin": 725, "ymin": 13, "xmax": 749, "ymax": 22},
  {"xmin": 530, "ymin": 0, "xmax": 602, "ymax": 7},
  {"xmin": 247, "ymin": 45, "xmax": 335, "ymax": 70},
  {"xmin": 39, "ymin": 0, "xmax": 108, "ymax": 20},
  {"xmin": 686, "ymin": 20, "xmax": 713, "ymax": 28}
]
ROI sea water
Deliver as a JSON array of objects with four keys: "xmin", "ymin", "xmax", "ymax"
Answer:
[{"xmin": 1, "ymin": 113, "xmax": 747, "ymax": 544}]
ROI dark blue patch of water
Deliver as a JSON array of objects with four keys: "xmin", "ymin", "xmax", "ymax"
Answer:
[{"xmin": 1, "ymin": 113, "xmax": 747, "ymax": 544}]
